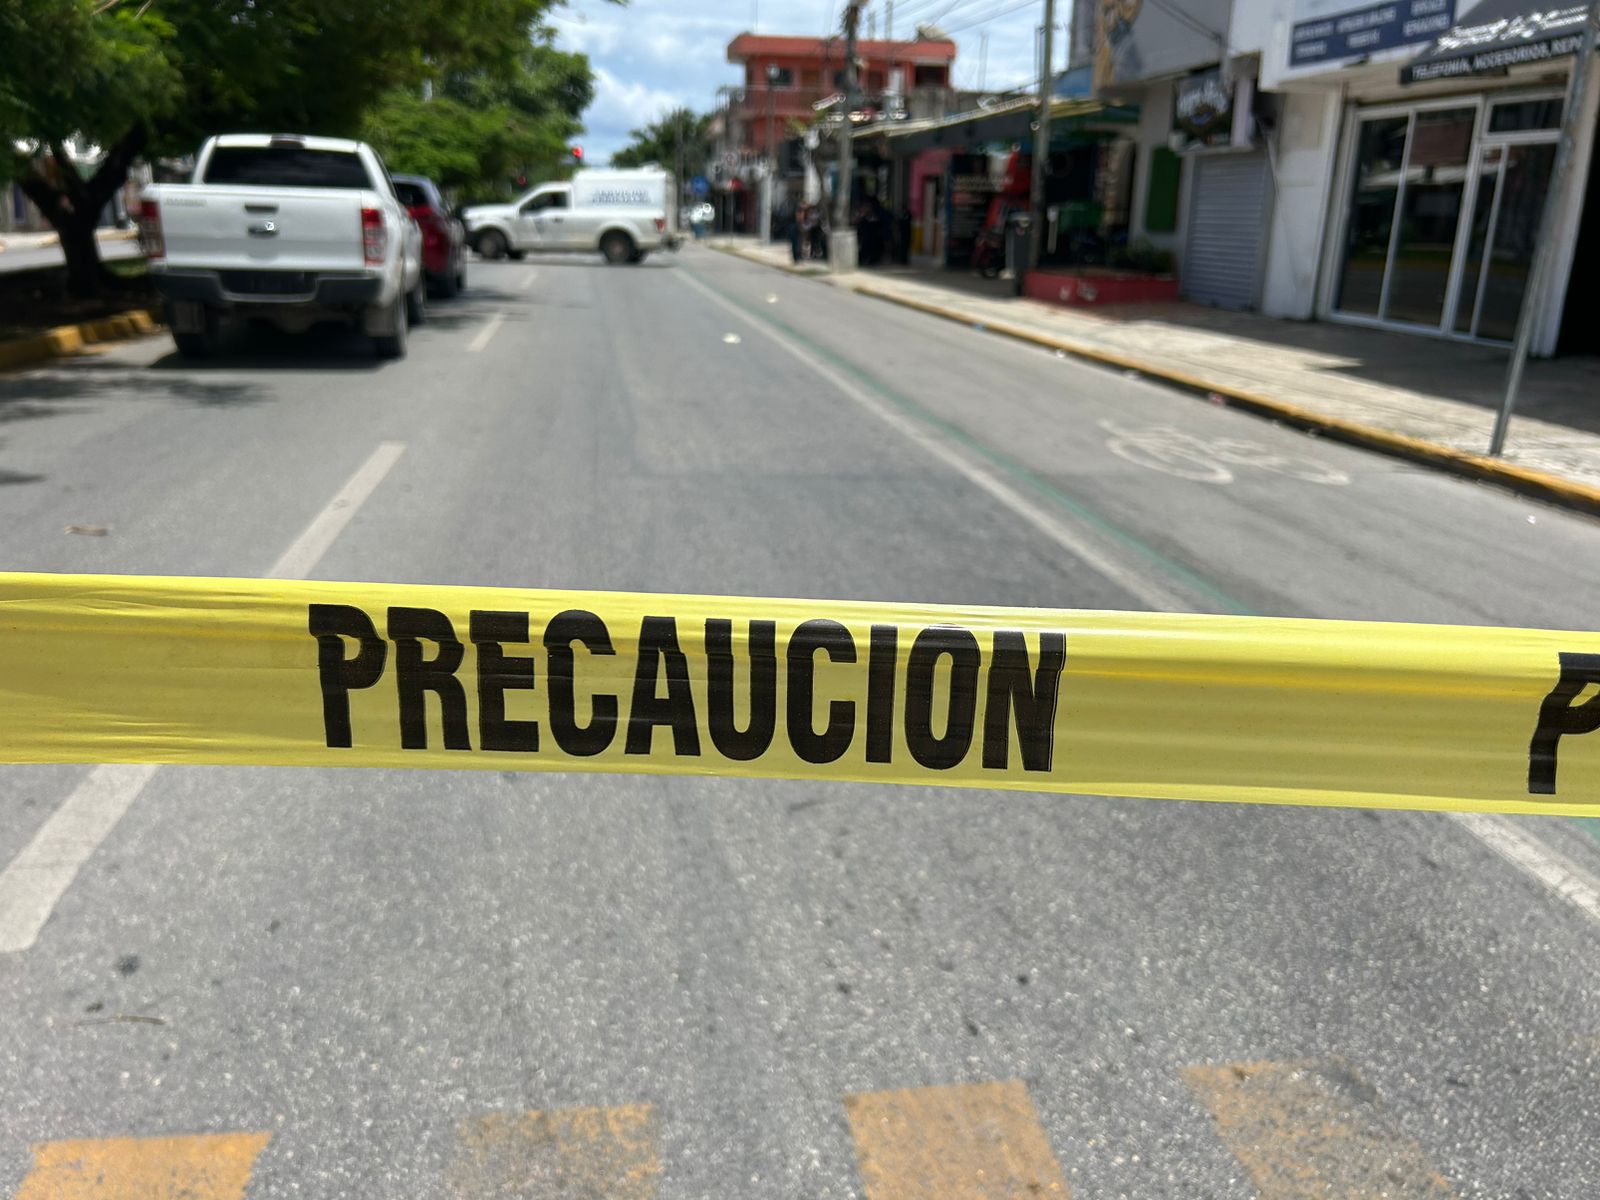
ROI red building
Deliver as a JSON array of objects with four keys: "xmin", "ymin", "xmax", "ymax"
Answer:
[{"xmin": 723, "ymin": 33, "xmax": 958, "ymax": 159}]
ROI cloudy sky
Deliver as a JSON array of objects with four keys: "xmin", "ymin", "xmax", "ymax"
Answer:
[{"xmin": 551, "ymin": 0, "xmax": 1063, "ymax": 164}]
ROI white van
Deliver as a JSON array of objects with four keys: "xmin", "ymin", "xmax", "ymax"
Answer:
[{"xmin": 464, "ymin": 169, "xmax": 680, "ymax": 264}]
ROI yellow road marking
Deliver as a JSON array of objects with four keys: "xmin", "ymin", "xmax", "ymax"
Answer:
[
  {"xmin": 14, "ymin": 1132, "xmax": 271, "ymax": 1199},
  {"xmin": 451, "ymin": 1103, "xmax": 660, "ymax": 1198},
  {"xmin": 1183, "ymin": 1059, "xmax": 1458, "ymax": 1199},
  {"xmin": 843, "ymin": 1080, "xmax": 1071, "ymax": 1199}
]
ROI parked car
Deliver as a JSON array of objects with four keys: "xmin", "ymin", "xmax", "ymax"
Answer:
[
  {"xmin": 392, "ymin": 173, "xmax": 466, "ymax": 298},
  {"xmin": 139, "ymin": 133, "xmax": 424, "ymax": 359},
  {"xmin": 464, "ymin": 169, "xmax": 681, "ymax": 265}
]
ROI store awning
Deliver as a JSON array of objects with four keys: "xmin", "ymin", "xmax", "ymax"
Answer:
[
  {"xmin": 854, "ymin": 96, "xmax": 1129, "ymax": 155},
  {"xmin": 1401, "ymin": 0, "xmax": 1592, "ymax": 84}
]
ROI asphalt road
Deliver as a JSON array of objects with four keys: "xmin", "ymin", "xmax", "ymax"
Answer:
[
  {"xmin": 1, "ymin": 246, "xmax": 1598, "ymax": 1199},
  {"xmin": 0, "ymin": 239, "xmax": 143, "ymax": 276}
]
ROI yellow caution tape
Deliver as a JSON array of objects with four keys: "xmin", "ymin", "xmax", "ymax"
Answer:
[{"xmin": 0, "ymin": 572, "xmax": 1596, "ymax": 816}]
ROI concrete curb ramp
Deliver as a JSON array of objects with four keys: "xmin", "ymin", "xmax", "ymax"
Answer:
[
  {"xmin": 709, "ymin": 240, "xmax": 1600, "ymax": 520},
  {"xmin": 0, "ymin": 307, "xmax": 164, "ymax": 373}
]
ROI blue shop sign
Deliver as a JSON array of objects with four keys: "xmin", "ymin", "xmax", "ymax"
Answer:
[{"xmin": 1290, "ymin": 0, "xmax": 1455, "ymax": 67}]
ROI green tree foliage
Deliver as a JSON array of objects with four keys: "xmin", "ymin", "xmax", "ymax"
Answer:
[
  {"xmin": 612, "ymin": 108, "xmax": 713, "ymax": 172},
  {"xmin": 0, "ymin": 0, "xmax": 602, "ymax": 296},
  {"xmin": 362, "ymin": 41, "xmax": 595, "ymax": 201}
]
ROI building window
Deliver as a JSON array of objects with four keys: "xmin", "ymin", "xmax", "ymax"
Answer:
[
  {"xmin": 1332, "ymin": 97, "xmax": 1560, "ymax": 342},
  {"xmin": 765, "ymin": 66, "xmax": 793, "ymax": 87},
  {"xmin": 1488, "ymin": 97, "xmax": 1563, "ymax": 133},
  {"xmin": 913, "ymin": 64, "xmax": 946, "ymax": 88}
]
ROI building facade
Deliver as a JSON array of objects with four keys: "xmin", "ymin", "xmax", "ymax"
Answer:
[
  {"xmin": 711, "ymin": 31, "xmax": 958, "ymax": 232},
  {"xmin": 1257, "ymin": 0, "xmax": 1598, "ymax": 356},
  {"xmin": 1074, "ymin": 0, "xmax": 1599, "ymax": 354}
]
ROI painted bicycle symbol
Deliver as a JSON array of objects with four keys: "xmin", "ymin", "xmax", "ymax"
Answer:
[{"xmin": 1099, "ymin": 419, "xmax": 1352, "ymax": 486}]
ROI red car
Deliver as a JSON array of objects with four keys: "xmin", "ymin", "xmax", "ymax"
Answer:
[{"xmin": 392, "ymin": 174, "xmax": 466, "ymax": 298}]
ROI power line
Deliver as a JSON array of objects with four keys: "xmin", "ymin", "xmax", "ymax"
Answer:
[{"xmin": 939, "ymin": 0, "xmax": 1040, "ymax": 36}]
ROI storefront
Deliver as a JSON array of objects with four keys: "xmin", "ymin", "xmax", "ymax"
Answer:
[
  {"xmin": 1325, "ymin": 89, "xmax": 1565, "ymax": 341},
  {"xmin": 1258, "ymin": 0, "xmax": 1599, "ymax": 354},
  {"xmin": 860, "ymin": 93, "xmax": 1133, "ymax": 272},
  {"xmin": 1172, "ymin": 66, "xmax": 1276, "ymax": 309}
]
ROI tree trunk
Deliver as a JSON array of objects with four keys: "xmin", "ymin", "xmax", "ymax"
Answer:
[
  {"xmin": 15, "ymin": 125, "xmax": 148, "ymax": 301},
  {"xmin": 55, "ymin": 214, "xmax": 106, "ymax": 301}
]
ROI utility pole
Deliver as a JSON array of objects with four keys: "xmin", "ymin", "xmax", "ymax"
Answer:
[
  {"xmin": 1490, "ymin": 0, "xmax": 1598, "ymax": 456},
  {"xmin": 763, "ymin": 65, "xmax": 779, "ymax": 242},
  {"xmin": 979, "ymin": 32, "xmax": 989, "ymax": 91},
  {"xmin": 675, "ymin": 112, "xmax": 686, "ymax": 222},
  {"xmin": 832, "ymin": 0, "xmax": 864, "ymax": 272},
  {"xmin": 1028, "ymin": 0, "xmax": 1056, "ymax": 271}
]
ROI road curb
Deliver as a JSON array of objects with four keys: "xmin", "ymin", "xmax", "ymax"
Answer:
[
  {"xmin": 847, "ymin": 284, "xmax": 1600, "ymax": 518},
  {"xmin": 0, "ymin": 307, "xmax": 164, "ymax": 373},
  {"xmin": 706, "ymin": 241, "xmax": 830, "ymax": 277}
]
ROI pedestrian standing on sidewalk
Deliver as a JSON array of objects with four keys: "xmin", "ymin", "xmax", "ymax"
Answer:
[
  {"xmin": 787, "ymin": 200, "xmax": 804, "ymax": 263},
  {"xmin": 801, "ymin": 202, "xmax": 822, "ymax": 260}
]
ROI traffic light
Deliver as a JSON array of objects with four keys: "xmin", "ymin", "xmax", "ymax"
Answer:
[{"xmin": 570, "ymin": 146, "xmax": 583, "ymax": 163}]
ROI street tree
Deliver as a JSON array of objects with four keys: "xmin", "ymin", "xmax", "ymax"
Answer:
[
  {"xmin": 612, "ymin": 109, "xmax": 714, "ymax": 173},
  {"xmin": 0, "ymin": 0, "xmax": 593, "ymax": 298},
  {"xmin": 363, "ymin": 41, "xmax": 596, "ymax": 200}
]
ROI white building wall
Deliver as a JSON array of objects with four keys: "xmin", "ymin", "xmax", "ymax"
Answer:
[
  {"xmin": 1261, "ymin": 87, "xmax": 1342, "ymax": 318},
  {"xmin": 1128, "ymin": 80, "xmax": 1184, "ymax": 264}
]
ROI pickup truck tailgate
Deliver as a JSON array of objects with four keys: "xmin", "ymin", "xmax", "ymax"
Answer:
[{"xmin": 157, "ymin": 187, "xmax": 376, "ymax": 272}]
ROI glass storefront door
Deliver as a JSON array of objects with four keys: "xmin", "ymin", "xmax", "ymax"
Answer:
[
  {"xmin": 1468, "ymin": 143, "xmax": 1558, "ymax": 341},
  {"xmin": 1332, "ymin": 94, "xmax": 1560, "ymax": 342}
]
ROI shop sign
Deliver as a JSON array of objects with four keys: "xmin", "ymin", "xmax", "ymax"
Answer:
[
  {"xmin": 1173, "ymin": 69, "xmax": 1233, "ymax": 149},
  {"xmin": 1401, "ymin": 2, "xmax": 1588, "ymax": 82},
  {"xmin": 1290, "ymin": 0, "xmax": 1456, "ymax": 67}
]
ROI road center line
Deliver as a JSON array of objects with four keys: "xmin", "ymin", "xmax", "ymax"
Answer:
[
  {"xmin": 676, "ymin": 267, "xmax": 1205, "ymax": 613},
  {"xmin": 468, "ymin": 311, "xmax": 506, "ymax": 352},
  {"xmin": 0, "ymin": 440, "xmax": 407, "ymax": 954}
]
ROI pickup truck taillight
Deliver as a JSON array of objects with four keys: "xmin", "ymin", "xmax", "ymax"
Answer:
[
  {"xmin": 361, "ymin": 207, "xmax": 386, "ymax": 265},
  {"xmin": 139, "ymin": 200, "xmax": 164, "ymax": 260},
  {"xmin": 653, "ymin": 217, "xmax": 666, "ymax": 233}
]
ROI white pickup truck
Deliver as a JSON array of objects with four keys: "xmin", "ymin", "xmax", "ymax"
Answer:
[
  {"xmin": 140, "ymin": 134, "xmax": 424, "ymax": 359},
  {"xmin": 464, "ymin": 168, "xmax": 680, "ymax": 265}
]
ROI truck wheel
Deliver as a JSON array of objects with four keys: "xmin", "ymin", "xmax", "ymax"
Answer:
[
  {"xmin": 477, "ymin": 230, "xmax": 508, "ymax": 260},
  {"xmin": 601, "ymin": 232, "xmax": 634, "ymax": 265},
  {"xmin": 434, "ymin": 262, "xmax": 460, "ymax": 299},
  {"xmin": 167, "ymin": 303, "xmax": 220, "ymax": 359},
  {"xmin": 405, "ymin": 279, "xmax": 427, "ymax": 326},
  {"xmin": 371, "ymin": 295, "xmax": 408, "ymax": 360}
]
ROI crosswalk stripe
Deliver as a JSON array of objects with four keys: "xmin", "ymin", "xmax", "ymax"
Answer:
[
  {"xmin": 450, "ymin": 1103, "xmax": 660, "ymax": 1198},
  {"xmin": 13, "ymin": 1132, "xmax": 271, "ymax": 1200},
  {"xmin": 1182, "ymin": 1059, "xmax": 1459, "ymax": 1199},
  {"xmin": 843, "ymin": 1080, "xmax": 1071, "ymax": 1199}
]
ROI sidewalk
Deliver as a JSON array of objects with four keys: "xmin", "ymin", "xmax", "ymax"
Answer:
[
  {"xmin": 708, "ymin": 235, "xmax": 1600, "ymax": 510},
  {"xmin": 0, "ymin": 227, "xmax": 139, "ymax": 253}
]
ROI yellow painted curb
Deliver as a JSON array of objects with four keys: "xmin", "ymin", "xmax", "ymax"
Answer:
[
  {"xmin": 0, "ymin": 306, "xmax": 163, "ymax": 373},
  {"xmin": 705, "ymin": 240, "xmax": 829, "ymax": 277},
  {"xmin": 847, "ymin": 282, "xmax": 1600, "ymax": 519}
]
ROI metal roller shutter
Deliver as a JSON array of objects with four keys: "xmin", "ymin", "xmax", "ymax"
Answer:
[{"xmin": 1183, "ymin": 153, "xmax": 1272, "ymax": 310}]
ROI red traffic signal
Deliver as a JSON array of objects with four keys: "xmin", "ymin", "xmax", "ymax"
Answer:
[{"xmin": 570, "ymin": 146, "xmax": 584, "ymax": 162}]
